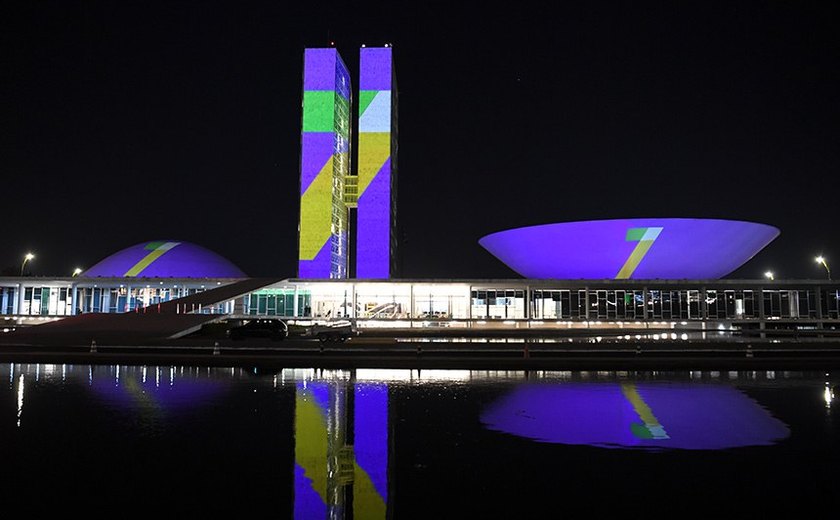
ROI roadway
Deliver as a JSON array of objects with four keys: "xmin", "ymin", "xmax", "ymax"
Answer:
[{"xmin": 3, "ymin": 333, "xmax": 840, "ymax": 371}]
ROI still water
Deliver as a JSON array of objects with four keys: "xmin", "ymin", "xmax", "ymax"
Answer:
[{"xmin": 1, "ymin": 363, "xmax": 838, "ymax": 517}]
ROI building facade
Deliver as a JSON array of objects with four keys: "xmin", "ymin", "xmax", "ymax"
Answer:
[
  {"xmin": 354, "ymin": 46, "xmax": 398, "ymax": 278},
  {"xmin": 298, "ymin": 48, "xmax": 352, "ymax": 279},
  {"xmin": 3, "ymin": 277, "xmax": 838, "ymax": 339},
  {"xmin": 299, "ymin": 46, "xmax": 398, "ymax": 280}
]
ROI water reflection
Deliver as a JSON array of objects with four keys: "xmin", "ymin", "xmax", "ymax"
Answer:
[
  {"xmin": 294, "ymin": 376, "xmax": 388, "ymax": 519},
  {"xmin": 2, "ymin": 363, "xmax": 834, "ymax": 516},
  {"xmin": 16, "ymin": 373, "xmax": 24, "ymax": 427},
  {"xmin": 480, "ymin": 381, "xmax": 791, "ymax": 450},
  {"xmin": 87, "ymin": 365, "xmax": 227, "ymax": 412}
]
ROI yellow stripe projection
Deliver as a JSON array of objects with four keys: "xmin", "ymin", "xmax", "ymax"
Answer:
[
  {"xmin": 299, "ymin": 156, "xmax": 335, "ymax": 260},
  {"xmin": 615, "ymin": 240, "xmax": 655, "ymax": 279},
  {"xmin": 295, "ymin": 392, "xmax": 329, "ymax": 501},
  {"xmin": 621, "ymin": 383, "xmax": 669, "ymax": 439},
  {"xmin": 357, "ymin": 133, "xmax": 391, "ymax": 195},
  {"xmin": 354, "ymin": 461, "xmax": 387, "ymax": 519},
  {"xmin": 123, "ymin": 376, "xmax": 161, "ymax": 414},
  {"xmin": 615, "ymin": 227, "xmax": 662, "ymax": 279},
  {"xmin": 123, "ymin": 242, "xmax": 179, "ymax": 277}
]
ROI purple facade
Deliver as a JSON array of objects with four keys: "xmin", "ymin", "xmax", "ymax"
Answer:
[
  {"xmin": 356, "ymin": 47, "xmax": 396, "ymax": 278},
  {"xmin": 479, "ymin": 218, "xmax": 780, "ymax": 279},
  {"xmin": 298, "ymin": 48, "xmax": 351, "ymax": 279},
  {"xmin": 356, "ymin": 158, "xmax": 392, "ymax": 277}
]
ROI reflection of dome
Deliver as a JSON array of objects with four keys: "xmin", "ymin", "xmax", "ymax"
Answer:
[
  {"xmin": 479, "ymin": 218, "xmax": 779, "ymax": 279},
  {"xmin": 82, "ymin": 240, "xmax": 247, "ymax": 278},
  {"xmin": 89, "ymin": 367, "xmax": 227, "ymax": 410},
  {"xmin": 480, "ymin": 383, "xmax": 790, "ymax": 450}
]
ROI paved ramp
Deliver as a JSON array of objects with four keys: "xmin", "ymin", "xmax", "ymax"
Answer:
[
  {"xmin": 151, "ymin": 277, "xmax": 285, "ymax": 314},
  {"xmin": 3, "ymin": 277, "xmax": 285, "ymax": 345}
]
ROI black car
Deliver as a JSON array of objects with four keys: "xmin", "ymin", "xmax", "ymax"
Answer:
[{"xmin": 227, "ymin": 318, "xmax": 288, "ymax": 341}]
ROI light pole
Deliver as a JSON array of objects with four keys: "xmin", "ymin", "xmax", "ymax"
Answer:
[
  {"xmin": 764, "ymin": 271, "xmax": 774, "ymax": 281},
  {"xmin": 20, "ymin": 253, "xmax": 34, "ymax": 276},
  {"xmin": 815, "ymin": 256, "xmax": 832, "ymax": 280}
]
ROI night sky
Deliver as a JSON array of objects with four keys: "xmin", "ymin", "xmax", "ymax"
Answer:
[{"xmin": 2, "ymin": 1, "xmax": 838, "ymax": 280}]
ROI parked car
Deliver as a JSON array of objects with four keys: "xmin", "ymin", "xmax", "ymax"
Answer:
[
  {"xmin": 227, "ymin": 318, "xmax": 288, "ymax": 341},
  {"xmin": 305, "ymin": 319, "xmax": 358, "ymax": 343}
]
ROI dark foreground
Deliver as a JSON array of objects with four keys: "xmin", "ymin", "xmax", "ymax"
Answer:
[{"xmin": 3, "ymin": 334, "xmax": 840, "ymax": 370}]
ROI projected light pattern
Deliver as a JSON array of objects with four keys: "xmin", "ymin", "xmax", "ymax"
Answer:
[
  {"xmin": 294, "ymin": 381, "xmax": 388, "ymax": 519},
  {"xmin": 299, "ymin": 48, "xmax": 351, "ymax": 279},
  {"xmin": 480, "ymin": 382, "xmax": 790, "ymax": 450},
  {"xmin": 82, "ymin": 240, "xmax": 247, "ymax": 278},
  {"xmin": 356, "ymin": 47, "xmax": 396, "ymax": 278},
  {"xmin": 620, "ymin": 383, "xmax": 669, "ymax": 439},
  {"xmin": 479, "ymin": 218, "xmax": 780, "ymax": 279},
  {"xmin": 616, "ymin": 227, "xmax": 663, "ymax": 279},
  {"xmin": 353, "ymin": 383, "xmax": 388, "ymax": 518},
  {"xmin": 88, "ymin": 367, "xmax": 227, "ymax": 412}
]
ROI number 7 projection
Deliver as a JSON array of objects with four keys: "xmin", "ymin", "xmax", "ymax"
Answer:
[{"xmin": 615, "ymin": 227, "xmax": 663, "ymax": 279}]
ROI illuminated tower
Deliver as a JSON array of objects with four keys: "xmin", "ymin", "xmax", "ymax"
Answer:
[
  {"xmin": 354, "ymin": 46, "xmax": 398, "ymax": 278},
  {"xmin": 298, "ymin": 48, "xmax": 351, "ymax": 278}
]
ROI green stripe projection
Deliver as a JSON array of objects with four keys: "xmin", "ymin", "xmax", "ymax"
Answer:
[{"xmin": 124, "ymin": 242, "xmax": 180, "ymax": 277}]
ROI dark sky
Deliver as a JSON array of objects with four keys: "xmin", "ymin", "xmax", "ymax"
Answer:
[{"xmin": 2, "ymin": 1, "xmax": 838, "ymax": 280}]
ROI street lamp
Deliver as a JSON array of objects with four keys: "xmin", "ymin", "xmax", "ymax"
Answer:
[
  {"xmin": 72, "ymin": 268, "xmax": 83, "ymax": 277},
  {"xmin": 815, "ymin": 256, "xmax": 832, "ymax": 280},
  {"xmin": 764, "ymin": 271, "xmax": 774, "ymax": 281},
  {"xmin": 20, "ymin": 253, "xmax": 34, "ymax": 276}
]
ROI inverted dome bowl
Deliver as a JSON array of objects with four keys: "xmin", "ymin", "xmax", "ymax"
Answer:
[
  {"xmin": 478, "ymin": 218, "xmax": 779, "ymax": 279},
  {"xmin": 480, "ymin": 383, "xmax": 789, "ymax": 450}
]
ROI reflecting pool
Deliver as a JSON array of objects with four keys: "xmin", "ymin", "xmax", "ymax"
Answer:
[{"xmin": 2, "ymin": 364, "xmax": 838, "ymax": 517}]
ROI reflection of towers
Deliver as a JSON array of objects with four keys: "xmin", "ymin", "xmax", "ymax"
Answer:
[
  {"xmin": 294, "ymin": 371, "xmax": 389, "ymax": 519},
  {"xmin": 298, "ymin": 46, "xmax": 398, "ymax": 279}
]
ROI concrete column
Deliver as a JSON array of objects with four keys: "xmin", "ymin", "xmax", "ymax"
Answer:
[
  {"xmin": 17, "ymin": 283, "xmax": 26, "ymax": 316},
  {"xmin": 814, "ymin": 285, "xmax": 823, "ymax": 338},
  {"xmin": 814, "ymin": 285, "xmax": 823, "ymax": 320},
  {"xmin": 758, "ymin": 287, "xmax": 766, "ymax": 339},
  {"xmin": 524, "ymin": 285, "xmax": 530, "ymax": 320},
  {"xmin": 584, "ymin": 287, "xmax": 590, "ymax": 322},
  {"xmin": 233, "ymin": 295, "xmax": 246, "ymax": 315}
]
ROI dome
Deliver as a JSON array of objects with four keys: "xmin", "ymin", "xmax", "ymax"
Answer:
[
  {"xmin": 81, "ymin": 240, "xmax": 247, "ymax": 278},
  {"xmin": 478, "ymin": 218, "xmax": 779, "ymax": 280}
]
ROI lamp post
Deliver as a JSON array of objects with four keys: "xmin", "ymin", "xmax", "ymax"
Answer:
[
  {"xmin": 764, "ymin": 271, "xmax": 774, "ymax": 281},
  {"xmin": 20, "ymin": 253, "xmax": 34, "ymax": 276},
  {"xmin": 815, "ymin": 256, "xmax": 832, "ymax": 280}
]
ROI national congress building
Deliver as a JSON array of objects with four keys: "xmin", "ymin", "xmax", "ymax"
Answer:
[{"xmin": 1, "ymin": 45, "xmax": 838, "ymax": 341}]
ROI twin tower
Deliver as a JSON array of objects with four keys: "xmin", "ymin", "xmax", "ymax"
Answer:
[{"xmin": 297, "ymin": 46, "xmax": 398, "ymax": 279}]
